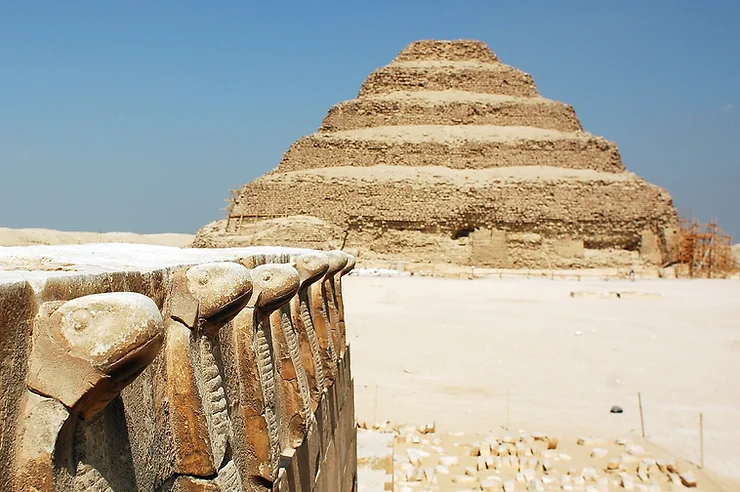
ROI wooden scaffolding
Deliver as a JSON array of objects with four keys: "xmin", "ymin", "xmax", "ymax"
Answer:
[{"xmin": 669, "ymin": 218, "xmax": 737, "ymax": 278}]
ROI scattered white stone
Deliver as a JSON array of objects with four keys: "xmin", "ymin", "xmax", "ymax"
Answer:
[
  {"xmin": 668, "ymin": 472, "xmax": 682, "ymax": 485},
  {"xmin": 591, "ymin": 447, "xmax": 609, "ymax": 458},
  {"xmin": 452, "ymin": 474, "xmax": 478, "ymax": 484},
  {"xmin": 636, "ymin": 462, "xmax": 649, "ymax": 483},
  {"xmin": 434, "ymin": 464, "xmax": 449, "ymax": 475},
  {"xmin": 503, "ymin": 480, "xmax": 516, "ymax": 492},
  {"xmin": 541, "ymin": 475, "xmax": 558, "ymax": 486},
  {"xmin": 619, "ymin": 472, "xmax": 635, "ymax": 490},
  {"xmin": 679, "ymin": 471, "xmax": 697, "ymax": 488},
  {"xmin": 439, "ymin": 455, "xmax": 458, "ymax": 467},
  {"xmin": 573, "ymin": 476, "xmax": 586, "ymax": 486},
  {"xmin": 481, "ymin": 478, "xmax": 501, "ymax": 491},
  {"xmin": 528, "ymin": 478, "xmax": 545, "ymax": 492},
  {"xmin": 625, "ymin": 444, "xmax": 646, "ymax": 456},
  {"xmin": 406, "ymin": 447, "xmax": 429, "ymax": 466},
  {"xmin": 582, "ymin": 466, "xmax": 599, "ymax": 481},
  {"xmin": 464, "ymin": 465, "xmax": 477, "ymax": 476}
]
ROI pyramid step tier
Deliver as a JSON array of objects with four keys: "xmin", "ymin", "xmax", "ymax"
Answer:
[
  {"xmin": 320, "ymin": 91, "xmax": 582, "ymax": 132},
  {"xmin": 276, "ymin": 126, "xmax": 624, "ymax": 173},
  {"xmin": 394, "ymin": 40, "xmax": 501, "ymax": 63},
  {"xmin": 359, "ymin": 62, "xmax": 538, "ymax": 98},
  {"xmin": 229, "ymin": 166, "xmax": 675, "ymax": 251}
]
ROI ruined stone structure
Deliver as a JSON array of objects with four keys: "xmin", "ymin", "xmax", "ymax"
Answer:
[
  {"xmin": 196, "ymin": 40, "xmax": 678, "ymax": 268},
  {"xmin": 0, "ymin": 245, "xmax": 356, "ymax": 491}
]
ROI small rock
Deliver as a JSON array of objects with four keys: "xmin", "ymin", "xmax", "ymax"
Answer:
[
  {"xmin": 668, "ymin": 472, "xmax": 682, "ymax": 485},
  {"xmin": 406, "ymin": 448, "xmax": 429, "ymax": 466},
  {"xmin": 591, "ymin": 448, "xmax": 609, "ymax": 458},
  {"xmin": 582, "ymin": 466, "xmax": 599, "ymax": 481},
  {"xmin": 610, "ymin": 405, "xmax": 624, "ymax": 414},
  {"xmin": 439, "ymin": 456, "xmax": 458, "ymax": 467},
  {"xmin": 547, "ymin": 437, "xmax": 559, "ymax": 450},
  {"xmin": 679, "ymin": 471, "xmax": 697, "ymax": 488},
  {"xmin": 434, "ymin": 464, "xmax": 449, "ymax": 475},
  {"xmin": 618, "ymin": 472, "xmax": 634, "ymax": 490},
  {"xmin": 465, "ymin": 466, "xmax": 477, "ymax": 476},
  {"xmin": 573, "ymin": 476, "xmax": 586, "ymax": 486},
  {"xmin": 452, "ymin": 474, "xmax": 478, "ymax": 484},
  {"xmin": 605, "ymin": 459, "xmax": 619, "ymax": 470},
  {"xmin": 503, "ymin": 480, "xmax": 516, "ymax": 492},
  {"xmin": 481, "ymin": 478, "xmax": 501, "ymax": 491},
  {"xmin": 532, "ymin": 432, "xmax": 548, "ymax": 442},
  {"xmin": 636, "ymin": 462, "xmax": 649, "ymax": 483},
  {"xmin": 528, "ymin": 478, "xmax": 545, "ymax": 492},
  {"xmin": 625, "ymin": 444, "xmax": 645, "ymax": 456},
  {"xmin": 480, "ymin": 442, "xmax": 492, "ymax": 457}
]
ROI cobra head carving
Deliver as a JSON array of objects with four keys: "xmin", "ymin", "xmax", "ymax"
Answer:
[
  {"xmin": 293, "ymin": 253, "xmax": 330, "ymax": 288},
  {"xmin": 340, "ymin": 253, "xmax": 356, "ymax": 277},
  {"xmin": 248, "ymin": 264, "xmax": 300, "ymax": 313},
  {"xmin": 324, "ymin": 251, "xmax": 348, "ymax": 280},
  {"xmin": 27, "ymin": 292, "xmax": 164, "ymax": 419}
]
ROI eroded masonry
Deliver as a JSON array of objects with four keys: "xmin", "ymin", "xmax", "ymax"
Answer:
[
  {"xmin": 0, "ymin": 245, "xmax": 357, "ymax": 491},
  {"xmin": 196, "ymin": 39, "xmax": 678, "ymax": 268}
]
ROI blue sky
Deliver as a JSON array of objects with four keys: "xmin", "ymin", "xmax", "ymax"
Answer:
[{"xmin": 1, "ymin": 1, "xmax": 738, "ymax": 238}]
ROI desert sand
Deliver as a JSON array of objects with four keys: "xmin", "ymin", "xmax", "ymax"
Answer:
[
  {"xmin": 343, "ymin": 275, "xmax": 740, "ymax": 489},
  {"xmin": 0, "ymin": 227, "xmax": 194, "ymax": 247}
]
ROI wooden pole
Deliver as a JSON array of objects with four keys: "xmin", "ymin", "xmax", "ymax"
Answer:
[
  {"xmin": 638, "ymin": 392, "xmax": 645, "ymax": 438},
  {"xmin": 699, "ymin": 412, "xmax": 704, "ymax": 469}
]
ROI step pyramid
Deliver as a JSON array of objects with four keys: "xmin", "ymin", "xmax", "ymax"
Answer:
[{"xmin": 196, "ymin": 40, "xmax": 678, "ymax": 268}]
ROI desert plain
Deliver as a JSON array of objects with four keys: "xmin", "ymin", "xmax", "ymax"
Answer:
[{"xmin": 343, "ymin": 274, "xmax": 740, "ymax": 490}]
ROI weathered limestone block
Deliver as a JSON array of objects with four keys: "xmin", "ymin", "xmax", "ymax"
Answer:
[
  {"xmin": 290, "ymin": 252, "xmax": 330, "ymax": 410},
  {"xmin": 3, "ymin": 245, "xmax": 358, "ymax": 492},
  {"xmin": 334, "ymin": 253, "xmax": 356, "ymax": 354},
  {"xmin": 324, "ymin": 251, "xmax": 349, "ymax": 359},
  {"xmin": 470, "ymin": 228, "xmax": 509, "ymax": 267},
  {"xmin": 268, "ymin": 281, "xmax": 313, "ymax": 450},
  {"xmin": 308, "ymin": 252, "xmax": 346, "ymax": 385},
  {"xmin": 639, "ymin": 230, "xmax": 662, "ymax": 264},
  {"xmin": 221, "ymin": 263, "xmax": 299, "ymax": 491},
  {"xmin": 123, "ymin": 262, "xmax": 251, "ymax": 491},
  {"xmin": 14, "ymin": 292, "xmax": 164, "ymax": 491}
]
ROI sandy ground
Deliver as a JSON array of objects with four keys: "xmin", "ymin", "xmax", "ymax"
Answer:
[
  {"xmin": 343, "ymin": 275, "xmax": 740, "ymax": 489},
  {"xmin": 0, "ymin": 227, "xmax": 194, "ymax": 247}
]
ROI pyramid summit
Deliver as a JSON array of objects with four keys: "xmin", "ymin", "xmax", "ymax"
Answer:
[{"xmin": 196, "ymin": 39, "xmax": 678, "ymax": 268}]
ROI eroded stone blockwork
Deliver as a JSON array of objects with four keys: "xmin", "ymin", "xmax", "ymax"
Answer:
[
  {"xmin": 0, "ymin": 245, "xmax": 357, "ymax": 492},
  {"xmin": 197, "ymin": 39, "xmax": 679, "ymax": 268}
]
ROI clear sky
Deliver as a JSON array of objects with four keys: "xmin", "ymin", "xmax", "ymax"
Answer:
[{"xmin": 1, "ymin": 1, "xmax": 738, "ymax": 238}]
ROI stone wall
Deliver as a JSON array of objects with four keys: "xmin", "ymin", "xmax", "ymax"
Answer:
[{"xmin": 0, "ymin": 245, "xmax": 357, "ymax": 491}]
